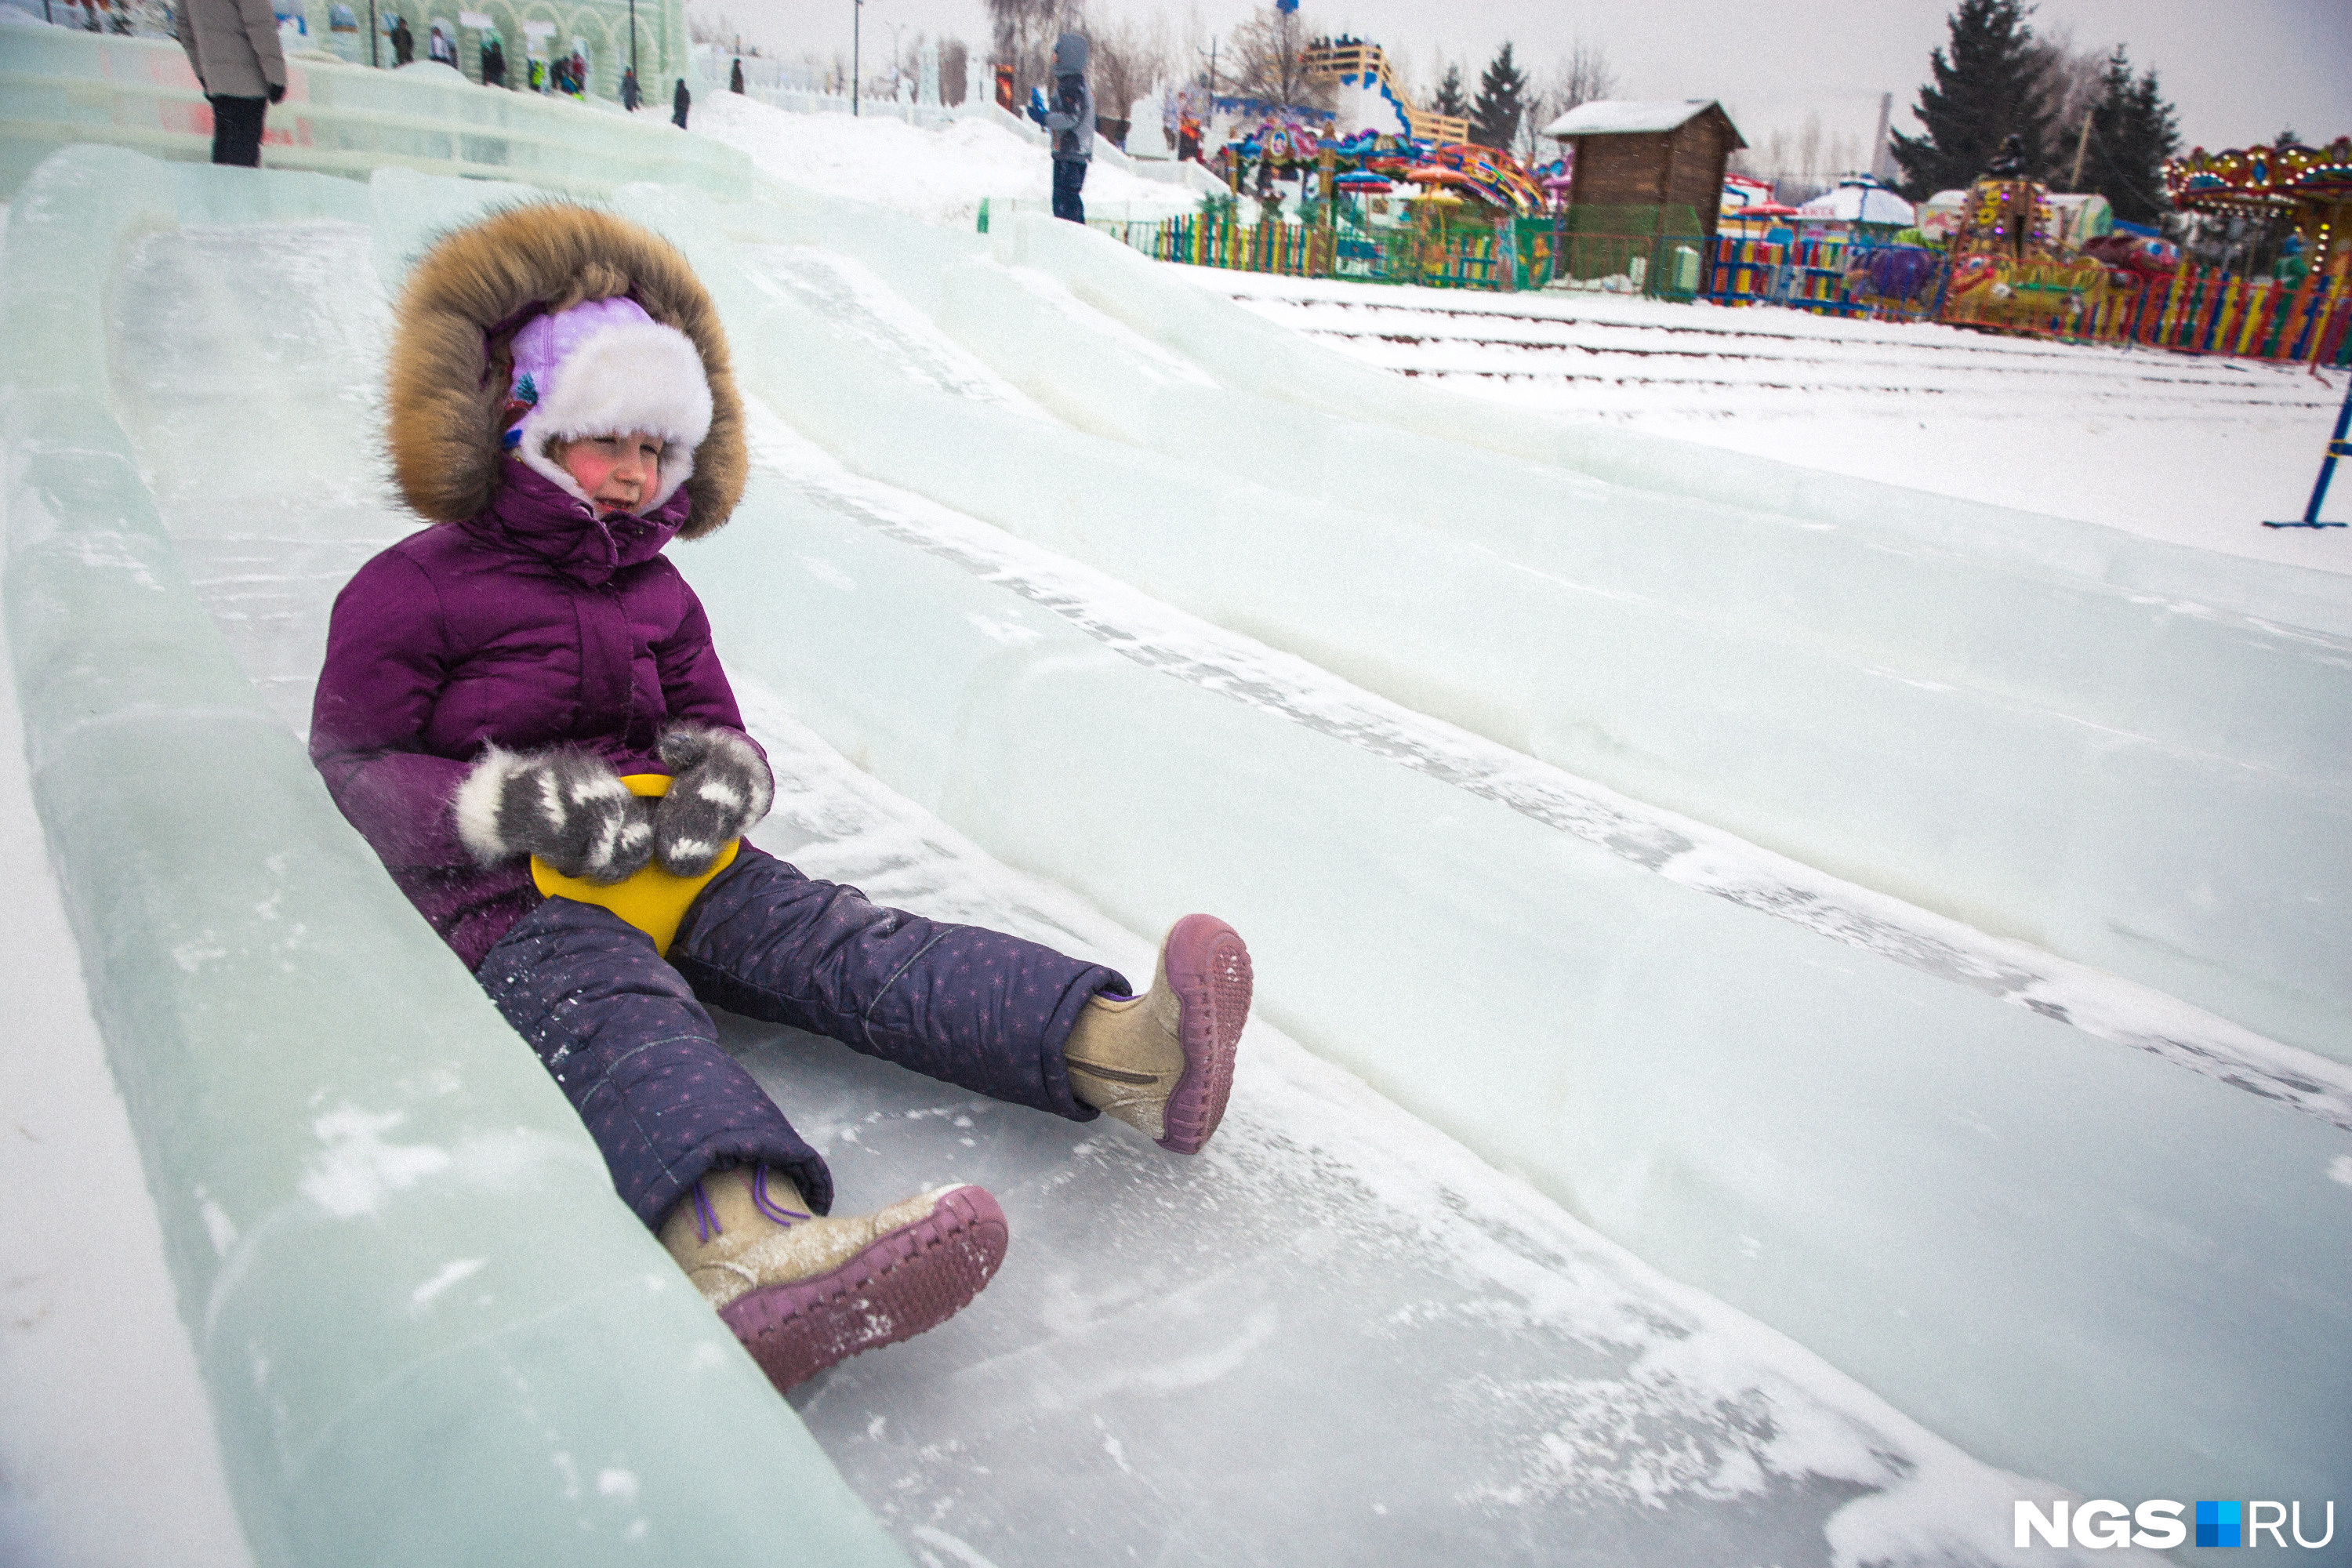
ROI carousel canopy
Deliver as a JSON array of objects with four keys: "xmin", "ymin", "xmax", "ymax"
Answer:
[{"xmin": 2165, "ymin": 137, "xmax": 2352, "ymax": 211}]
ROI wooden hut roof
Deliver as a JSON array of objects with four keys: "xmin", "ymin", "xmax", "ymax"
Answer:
[{"xmin": 1541, "ymin": 99, "xmax": 1747, "ymax": 149}]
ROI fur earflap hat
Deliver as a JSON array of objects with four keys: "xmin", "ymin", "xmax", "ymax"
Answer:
[{"xmin": 386, "ymin": 204, "xmax": 746, "ymax": 538}]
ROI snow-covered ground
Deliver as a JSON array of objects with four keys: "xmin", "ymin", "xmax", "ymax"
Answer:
[
  {"xmin": 4, "ymin": 86, "xmax": 2350, "ymax": 1568},
  {"xmin": 1183, "ymin": 270, "xmax": 2352, "ymax": 572},
  {"xmin": 691, "ymin": 92, "xmax": 1203, "ymax": 230}
]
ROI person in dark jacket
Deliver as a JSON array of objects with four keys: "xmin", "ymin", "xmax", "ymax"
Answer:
[
  {"xmin": 729, "ymin": 56, "xmax": 744, "ymax": 93},
  {"xmin": 311, "ymin": 206, "xmax": 1254, "ymax": 1397},
  {"xmin": 619, "ymin": 65, "xmax": 639, "ymax": 109},
  {"xmin": 1029, "ymin": 31, "xmax": 1093, "ymax": 222},
  {"xmin": 174, "ymin": 0, "xmax": 287, "ymax": 166},
  {"xmin": 671, "ymin": 74, "xmax": 690, "ymax": 127},
  {"xmin": 388, "ymin": 13, "xmax": 412, "ymax": 64},
  {"xmin": 481, "ymin": 34, "xmax": 505, "ymax": 86}
]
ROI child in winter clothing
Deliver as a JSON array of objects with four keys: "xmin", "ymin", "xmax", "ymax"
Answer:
[{"xmin": 311, "ymin": 205, "xmax": 1252, "ymax": 1394}]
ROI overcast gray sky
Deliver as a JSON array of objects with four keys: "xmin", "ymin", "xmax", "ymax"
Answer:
[{"xmin": 704, "ymin": 0, "xmax": 2349, "ymax": 160}]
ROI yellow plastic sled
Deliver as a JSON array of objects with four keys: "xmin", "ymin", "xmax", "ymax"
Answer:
[{"xmin": 529, "ymin": 774, "xmax": 739, "ymax": 956}]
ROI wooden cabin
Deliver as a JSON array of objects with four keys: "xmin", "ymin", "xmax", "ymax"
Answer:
[{"xmin": 1541, "ymin": 100, "xmax": 1747, "ymax": 238}]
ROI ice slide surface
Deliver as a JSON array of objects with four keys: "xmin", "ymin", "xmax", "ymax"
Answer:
[{"xmin": 4, "ymin": 143, "xmax": 2347, "ymax": 1564}]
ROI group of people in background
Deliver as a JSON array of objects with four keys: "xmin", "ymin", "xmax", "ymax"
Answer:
[{"xmin": 183, "ymin": 0, "xmax": 694, "ymax": 162}]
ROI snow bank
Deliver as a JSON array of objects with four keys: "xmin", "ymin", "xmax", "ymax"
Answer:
[
  {"xmin": 0, "ymin": 146, "xmax": 906, "ymax": 1568},
  {"xmin": 687, "ymin": 89, "xmax": 1205, "ymax": 230}
]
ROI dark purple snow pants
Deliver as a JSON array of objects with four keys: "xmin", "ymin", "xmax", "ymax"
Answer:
[{"xmin": 475, "ymin": 845, "xmax": 1124, "ymax": 1230}]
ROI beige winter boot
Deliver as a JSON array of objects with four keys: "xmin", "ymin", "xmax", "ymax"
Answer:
[
  {"xmin": 659, "ymin": 1163, "xmax": 1007, "ymax": 1392},
  {"xmin": 1062, "ymin": 914, "xmax": 1253, "ymax": 1154}
]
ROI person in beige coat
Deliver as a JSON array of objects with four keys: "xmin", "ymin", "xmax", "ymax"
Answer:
[{"xmin": 174, "ymin": 0, "xmax": 288, "ymax": 168}]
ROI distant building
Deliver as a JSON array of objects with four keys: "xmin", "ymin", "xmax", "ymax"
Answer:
[{"xmin": 1541, "ymin": 100, "xmax": 1747, "ymax": 238}]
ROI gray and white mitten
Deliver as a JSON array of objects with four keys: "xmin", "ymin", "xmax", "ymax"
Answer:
[
  {"xmin": 654, "ymin": 724, "xmax": 774, "ymax": 876},
  {"xmin": 455, "ymin": 746, "xmax": 655, "ymax": 884}
]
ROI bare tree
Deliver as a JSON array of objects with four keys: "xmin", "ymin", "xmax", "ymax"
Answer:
[
  {"xmin": 987, "ymin": 0, "xmax": 1076, "ymax": 106},
  {"xmin": 1518, "ymin": 40, "xmax": 1615, "ymax": 162},
  {"xmin": 2027, "ymin": 25, "xmax": 2110, "ymax": 182},
  {"xmin": 1227, "ymin": 5, "xmax": 1331, "ymax": 110},
  {"xmin": 1729, "ymin": 112, "xmax": 1863, "ymax": 203},
  {"xmin": 1087, "ymin": 10, "xmax": 1176, "ymax": 125},
  {"xmin": 942, "ymin": 38, "xmax": 968, "ymax": 105}
]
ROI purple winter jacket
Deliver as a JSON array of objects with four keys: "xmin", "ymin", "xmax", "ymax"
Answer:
[{"xmin": 310, "ymin": 459, "xmax": 754, "ymax": 969}]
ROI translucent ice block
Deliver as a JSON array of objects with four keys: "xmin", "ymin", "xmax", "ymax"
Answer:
[{"xmin": 2, "ymin": 146, "xmax": 907, "ymax": 1568}]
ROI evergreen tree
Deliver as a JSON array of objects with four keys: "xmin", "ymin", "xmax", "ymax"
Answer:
[
  {"xmin": 1888, "ymin": 0, "xmax": 2054, "ymax": 199},
  {"xmin": 2077, "ymin": 47, "xmax": 2180, "ymax": 225},
  {"xmin": 1430, "ymin": 62, "xmax": 1467, "ymax": 120},
  {"xmin": 1469, "ymin": 42, "xmax": 1528, "ymax": 152}
]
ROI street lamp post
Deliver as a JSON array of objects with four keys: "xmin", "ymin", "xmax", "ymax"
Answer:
[
  {"xmin": 851, "ymin": 0, "xmax": 862, "ymax": 116},
  {"xmin": 626, "ymin": 0, "xmax": 637, "ymax": 87},
  {"xmin": 367, "ymin": 0, "xmax": 377, "ymax": 64}
]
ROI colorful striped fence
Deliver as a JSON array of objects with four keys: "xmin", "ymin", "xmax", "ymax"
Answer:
[
  {"xmin": 1704, "ymin": 234, "xmax": 2352, "ymax": 366},
  {"xmin": 2104, "ymin": 267, "xmax": 2352, "ymax": 365}
]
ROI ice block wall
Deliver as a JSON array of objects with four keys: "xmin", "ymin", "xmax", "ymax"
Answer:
[
  {"xmin": 0, "ymin": 29, "xmax": 759, "ymax": 202},
  {"xmin": 0, "ymin": 147, "xmax": 908, "ymax": 1568}
]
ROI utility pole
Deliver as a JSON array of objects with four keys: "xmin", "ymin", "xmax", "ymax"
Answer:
[
  {"xmin": 626, "ymin": 0, "xmax": 637, "ymax": 86},
  {"xmin": 367, "ymin": 0, "xmax": 377, "ymax": 64},
  {"xmin": 2068, "ymin": 111, "xmax": 2094, "ymax": 191},
  {"xmin": 852, "ymin": 0, "xmax": 861, "ymax": 115}
]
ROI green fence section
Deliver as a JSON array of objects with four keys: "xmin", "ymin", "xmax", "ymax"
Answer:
[{"xmin": 1087, "ymin": 194, "xmax": 1707, "ymax": 299}]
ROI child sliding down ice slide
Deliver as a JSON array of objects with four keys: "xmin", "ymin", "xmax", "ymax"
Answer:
[{"xmin": 309, "ymin": 205, "xmax": 1254, "ymax": 1392}]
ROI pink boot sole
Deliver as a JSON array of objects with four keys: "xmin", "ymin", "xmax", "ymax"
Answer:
[
  {"xmin": 717, "ymin": 1185, "xmax": 1008, "ymax": 1392},
  {"xmin": 1156, "ymin": 914, "xmax": 1254, "ymax": 1155}
]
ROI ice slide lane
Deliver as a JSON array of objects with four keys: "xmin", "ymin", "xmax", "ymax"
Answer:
[
  {"xmin": 523, "ymin": 193, "xmax": 2352, "ymax": 1514},
  {"xmin": 68, "ymin": 160, "xmax": 2157, "ymax": 1568},
  {"xmin": 680, "ymin": 414, "xmax": 2352, "ymax": 1526},
  {"xmin": 3, "ymin": 150, "xmax": 913, "ymax": 1568},
  {"xmin": 629, "ymin": 187, "xmax": 2352, "ymax": 1064}
]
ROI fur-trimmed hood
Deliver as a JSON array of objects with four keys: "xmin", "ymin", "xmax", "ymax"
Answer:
[{"xmin": 386, "ymin": 204, "xmax": 746, "ymax": 539}]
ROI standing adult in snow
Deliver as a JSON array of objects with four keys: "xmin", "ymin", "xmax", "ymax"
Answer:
[
  {"xmin": 729, "ymin": 56, "xmax": 744, "ymax": 94},
  {"xmin": 671, "ymin": 74, "xmax": 690, "ymax": 128},
  {"xmin": 311, "ymin": 204, "xmax": 1254, "ymax": 1393},
  {"xmin": 1032, "ymin": 31, "xmax": 1093, "ymax": 223},
  {"xmin": 427, "ymin": 22, "xmax": 454, "ymax": 66},
  {"xmin": 619, "ymin": 66, "xmax": 639, "ymax": 111},
  {"xmin": 173, "ymin": 0, "xmax": 287, "ymax": 168},
  {"xmin": 388, "ymin": 13, "xmax": 412, "ymax": 64},
  {"xmin": 480, "ymin": 34, "xmax": 505, "ymax": 87}
]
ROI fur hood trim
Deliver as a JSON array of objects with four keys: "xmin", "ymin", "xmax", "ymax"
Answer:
[{"xmin": 386, "ymin": 203, "xmax": 746, "ymax": 539}]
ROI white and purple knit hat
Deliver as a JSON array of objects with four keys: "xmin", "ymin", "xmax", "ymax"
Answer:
[{"xmin": 502, "ymin": 296, "xmax": 714, "ymax": 513}]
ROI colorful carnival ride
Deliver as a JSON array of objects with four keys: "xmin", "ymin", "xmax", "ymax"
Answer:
[
  {"xmin": 2165, "ymin": 137, "xmax": 2352, "ymax": 280},
  {"xmin": 1100, "ymin": 76, "xmax": 2350, "ymax": 368},
  {"xmin": 1937, "ymin": 171, "xmax": 2112, "ymax": 332}
]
